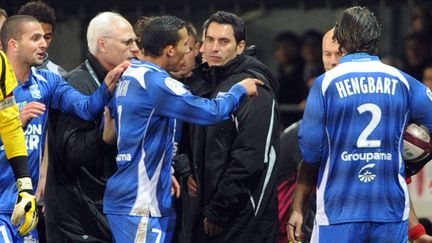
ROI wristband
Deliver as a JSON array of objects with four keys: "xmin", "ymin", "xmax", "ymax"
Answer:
[
  {"xmin": 405, "ymin": 177, "xmax": 412, "ymax": 184},
  {"xmin": 409, "ymin": 223, "xmax": 426, "ymax": 241},
  {"xmin": 16, "ymin": 177, "xmax": 33, "ymax": 192}
]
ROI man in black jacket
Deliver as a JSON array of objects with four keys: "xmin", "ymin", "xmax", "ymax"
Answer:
[
  {"xmin": 44, "ymin": 12, "xmax": 138, "ymax": 243},
  {"xmin": 187, "ymin": 11, "xmax": 279, "ymax": 243}
]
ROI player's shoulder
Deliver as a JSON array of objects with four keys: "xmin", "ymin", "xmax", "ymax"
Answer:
[
  {"xmin": 0, "ymin": 51, "xmax": 18, "ymax": 100},
  {"xmin": 127, "ymin": 60, "xmax": 164, "ymax": 75},
  {"xmin": 120, "ymin": 62, "xmax": 162, "ymax": 92},
  {"xmin": 31, "ymin": 67, "xmax": 62, "ymax": 83}
]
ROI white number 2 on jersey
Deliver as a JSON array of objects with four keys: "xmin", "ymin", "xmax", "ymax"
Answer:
[{"xmin": 357, "ymin": 103, "xmax": 382, "ymax": 148}]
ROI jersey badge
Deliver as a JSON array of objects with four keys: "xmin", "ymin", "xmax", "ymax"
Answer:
[
  {"xmin": 164, "ymin": 77, "xmax": 187, "ymax": 95},
  {"xmin": 29, "ymin": 84, "xmax": 42, "ymax": 99}
]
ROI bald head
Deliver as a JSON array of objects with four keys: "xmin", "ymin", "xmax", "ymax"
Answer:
[{"xmin": 322, "ymin": 28, "xmax": 344, "ymax": 71}]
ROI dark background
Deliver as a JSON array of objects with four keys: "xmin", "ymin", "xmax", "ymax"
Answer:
[{"xmin": 0, "ymin": 0, "xmax": 430, "ymax": 72}]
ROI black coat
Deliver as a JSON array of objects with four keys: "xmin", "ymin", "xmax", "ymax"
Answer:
[
  {"xmin": 188, "ymin": 54, "xmax": 280, "ymax": 243},
  {"xmin": 44, "ymin": 54, "xmax": 115, "ymax": 243}
]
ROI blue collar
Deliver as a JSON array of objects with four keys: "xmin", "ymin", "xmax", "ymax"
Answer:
[
  {"xmin": 19, "ymin": 68, "xmax": 37, "ymax": 87},
  {"xmin": 339, "ymin": 52, "xmax": 380, "ymax": 64},
  {"xmin": 132, "ymin": 58, "xmax": 167, "ymax": 74}
]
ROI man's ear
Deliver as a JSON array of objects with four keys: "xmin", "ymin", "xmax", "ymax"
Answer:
[
  {"xmin": 165, "ymin": 45, "xmax": 175, "ymax": 57},
  {"xmin": 7, "ymin": 39, "xmax": 19, "ymax": 53},
  {"xmin": 98, "ymin": 38, "xmax": 107, "ymax": 53},
  {"xmin": 236, "ymin": 40, "xmax": 246, "ymax": 55}
]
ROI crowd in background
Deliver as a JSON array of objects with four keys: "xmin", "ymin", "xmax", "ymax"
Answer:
[{"xmin": 274, "ymin": 6, "xmax": 432, "ymax": 128}]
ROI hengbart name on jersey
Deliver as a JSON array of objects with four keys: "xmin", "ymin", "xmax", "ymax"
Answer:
[{"xmin": 335, "ymin": 75, "xmax": 398, "ymax": 98}]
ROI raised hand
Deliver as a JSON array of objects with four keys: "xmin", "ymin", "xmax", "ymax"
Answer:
[
  {"xmin": 104, "ymin": 60, "xmax": 131, "ymax": 93},
  {"xmin": 19, "ymin": 101, "xmax": 46, "ymax": 127},
  {"xmin": 237, "ymin": 78, "xmax": 264, "ymax": 97}
]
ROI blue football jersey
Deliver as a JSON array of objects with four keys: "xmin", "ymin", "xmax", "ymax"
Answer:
[
  {"xmin": 299, "ymin": 53, "xmax": 432, "ymax": 225},
  {"xmin": 0, "ymin": 67, "xmax": 110, "ymax": 213},
  {"xmin": 103, "ymin": 60, "xmax": 246, "ymax": 217}
]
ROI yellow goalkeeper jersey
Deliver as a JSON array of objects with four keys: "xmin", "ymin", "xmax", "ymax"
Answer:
[{"xmin": 0, "ymin": 50, "xmax": 27, "ymax": 159}]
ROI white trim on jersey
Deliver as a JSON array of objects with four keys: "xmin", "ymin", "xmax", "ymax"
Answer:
[
  {"xmin": 399, "ymin": 112, "xmax": 410, "ymax": 221},
  {"xmin": 321, "ymin": 61, "xmax": 410, "ymax": 95},
  {"xmin": 310, "ymin": 220, "xmax": 319, "ymax": 243},
  {"xmin": 0, "ymin": 225, "xmax": 11, "ymax": 243},
  {"xmin": 254, "ymin": 100, "xmax": 276, "ymax": 215},
  {"xmin": 31, "ymin": 67, "xmax": 48, "ymax": 83},
  {"xmin": 131, "ymin": 61, "xmax": 164, "ymax": 73},
  {"xmin": 315, "ymin": 128, "xmax": 331, "ymax": 225},
  {"xmin": 116, "ymin": 105, "xmax": 123, "ymax": 148},
  {"xmin": 130, "ymin": 109, "xmax": 164, "ymax": 217},
  {"xmin": 124, "ymin": 66, "xmax": 152, "ymax": 89}
]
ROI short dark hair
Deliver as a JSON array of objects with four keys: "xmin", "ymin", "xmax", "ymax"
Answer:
[
  {"xmin": 334, "ymin": 6, "xmax": 381, "ymax": 55},
  {"xmin": 203, "ymin": 11, "xmax": 245, "ymax": 44},
  {"xmin": 141, "ymin": 15, "xmax": 185, "ymax": 57},
  {"xmin": 134, "ymin": 16, "xmax": 153, "ymax": 49},
  {"xmin": 185, "ymin": 21, "xmax": 197, "ymax": 41},
  {"xmin": 1, "ymin": 15, "xmax": 39, "ymax": 52},
  {"xmin": 17, "ymin": 1, "xmax": 56, "ymax": 30}
]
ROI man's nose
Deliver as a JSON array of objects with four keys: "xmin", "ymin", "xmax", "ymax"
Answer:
[
  {"xmin": 331, "ymin": 55, "xmax": 339, "ymax": 65},
  {"xmin": 210, "ymin": 41, "xmax": 219, "ymax": 52},
  {"xmin": 40, "ymin": 38, "xmax": 47, "ymax": 50},
  {"xmin": 130, "ymin": 40, "xmax": 139, "ymax": 52}
]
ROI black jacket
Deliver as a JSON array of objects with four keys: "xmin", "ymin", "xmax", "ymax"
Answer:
[
  {"xmin": 189, "ymin": 54, "xmax": 280, "ymax": 243},
  {"xmin": 44, "ymin": 54, "xmax": 115, "ymax": 243}
]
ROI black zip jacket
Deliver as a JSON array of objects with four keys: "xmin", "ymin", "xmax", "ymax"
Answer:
[
  {"xmin": 188, "ymin": 53, "xmax": 280, "ymax": 243},
  {"xmin": 44, "ymin": 54, "xmax": 115, "ymax": 243}
]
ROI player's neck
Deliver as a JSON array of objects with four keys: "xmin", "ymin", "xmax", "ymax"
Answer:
[
  {"xmin": 143, "ymin": 56, "xmax": 166, "ymax": 69},
  {"xmin": 8, "ymin": 56, "xmax": 30, "ymax": 83},
  {"xmin": 95, "ymin": 55, "xmax": 114, "ymax": 72}
]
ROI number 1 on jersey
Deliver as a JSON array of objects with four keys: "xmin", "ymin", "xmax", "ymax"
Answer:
[{"xmin": 117, "ymin": 105, "xmax": 122, "ymax": 146}]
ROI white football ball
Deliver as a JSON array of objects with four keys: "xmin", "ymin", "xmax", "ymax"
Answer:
[{"xmin": 403, "ymin": 123, "xmax": 431, "ymax": 163}]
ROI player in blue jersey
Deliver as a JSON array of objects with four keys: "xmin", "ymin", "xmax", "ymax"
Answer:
[
  {"xmin": 104, "ymin": 16, "xmax": 262, "ymax": 243},
  {"xmin": 0, "ymin": 15, "xmax": 128, "ymax": 242},
  {"xmin": 288, "ymin": 27, "xmax": 432, "ymax": 243},
  {"xmin": 297, "ymin": 6, "xmax": 432, "ymax": 242}
]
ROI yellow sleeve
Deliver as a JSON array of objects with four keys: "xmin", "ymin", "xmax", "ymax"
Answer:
[
  {"xmin": 0, "ymin": 50, "xmax": 27, "ymax": 158},
  {"xmin": 0, "ymin": 103, "xmax": 27, "ymax": 158},
  {"xmin": 0, "ymin": 50, "xmax": 18, "ymax": 101}
]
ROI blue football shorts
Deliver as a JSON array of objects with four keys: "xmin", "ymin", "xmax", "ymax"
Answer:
[
  {"xmin": 310, "ymin": 220, "xmax": 408, "ymax": 243},
  {"xmin": 107, "ymin": 214, "xmax": 176, "ymax": 243},
  {"xmin": 0, "ymin": 213, "xmax": 39, "ymax": 243}
]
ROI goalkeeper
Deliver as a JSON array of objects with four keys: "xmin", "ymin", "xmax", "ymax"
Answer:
[{"xmin": 0, "ymin": 50, "xmax": 38, "ymax": 239}]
